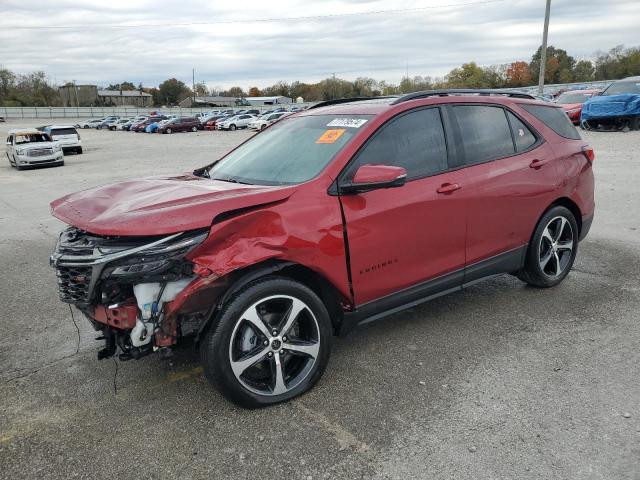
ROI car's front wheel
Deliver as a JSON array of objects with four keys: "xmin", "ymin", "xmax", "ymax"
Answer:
[
  {"xmin": 191, "ymin": 126, "xmax": 197, "ymax": 132},
  {"xmin": 229, "ymin": 124, "xmax": 236, "ymax": 131},
  {"xmin": 201, "ymin": 276, "xmax": 332, "ymax": 408},
  {"xmin": 518, "ymin": 205, "xmax": 578, "ymax": 288}
]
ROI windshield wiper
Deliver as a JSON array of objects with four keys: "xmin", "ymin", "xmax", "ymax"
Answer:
[{"xmin": 211, "ymin": 176, "xmax": 253, "ymax": 185}]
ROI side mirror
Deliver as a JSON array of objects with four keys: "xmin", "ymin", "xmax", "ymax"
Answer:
[{"xmin": 340, "ymin": 164, "xmax": 407, "ymax": 194}]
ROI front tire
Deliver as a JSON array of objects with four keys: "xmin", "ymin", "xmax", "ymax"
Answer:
[
  {"xmin": 229, "ymin": 124, "xmax": 236, "ymax": 131},
  {"xmin": 518, "ymin": 206, "xmax": 578, "ymax": 288},
  {"xmin": 201, "ymin": 276, "xmax": 332, "ymax": 408},
  {"xmin": 191, "ymin": 126, "xmax": 197, "ymax": 132}
]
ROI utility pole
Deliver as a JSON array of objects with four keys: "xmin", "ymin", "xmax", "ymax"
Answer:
[
  {"xmin": 538, "ymin": 0, "xmax": 551, "ymax": 95},
  {"xmin": 73, "ymin": 80, "xmax": 80, "ymax": 108},
  {"xmin": 192, "ymin": 68, "xmax": 196, "ymax": 105}
]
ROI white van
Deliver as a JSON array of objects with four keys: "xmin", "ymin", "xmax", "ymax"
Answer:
[{"xmin": 43, "ymin": 125, "xmax": 83, "ymax": 154}]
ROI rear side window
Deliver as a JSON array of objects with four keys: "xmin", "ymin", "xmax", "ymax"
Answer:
[
  {"xmin": 50, "ymin": 128, "xmax": 77, "ymax": 136},
  {"xmin": 506, "ymin": 112, "xmax": 536, "ymax": 152},
  {"xmin": 521, "ymin": 104, "xmax": 581, "ymax": 140},
  {"xmin": 452, "ymin": 105, "xmax": 515, "ymax": 165},
  {"xmin": 345, "ymin": 107, "xmax": 448, "ymax": 180}
]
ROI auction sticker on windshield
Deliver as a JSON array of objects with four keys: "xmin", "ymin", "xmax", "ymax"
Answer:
[
  {"xmin": 327, "ymin": 118, "xmax": 368, "ymax": 128},
  {"xmin": 316, "ymin": 129, "xmax": 346, "ymax": 144}
]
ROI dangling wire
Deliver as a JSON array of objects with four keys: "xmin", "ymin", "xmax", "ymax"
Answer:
[{"xmin": 68, "ymin": 304, "xmax": 80, "ymax": 354}]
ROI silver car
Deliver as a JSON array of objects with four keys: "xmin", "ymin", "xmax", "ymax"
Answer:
[{"xmin": 5, "ymin": 129, "xmax": 64, "ymax": 170}]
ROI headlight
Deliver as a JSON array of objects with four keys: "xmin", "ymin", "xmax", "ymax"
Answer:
[
  {"xmin": 53, "ymin": 144, "xmax": 61, "ymax": 151},
  {"xmin": 567, "ymin": 108, "xmax": 580, "ymax": 115},
  {"xmin": 16, "ymin": 150, "xmax": 25, "ymax": 156},
  {"xmin": 101, "ymin": 229, "xmax": 208, "ymax": 278}
]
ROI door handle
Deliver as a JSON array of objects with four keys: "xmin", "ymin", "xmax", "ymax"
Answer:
[
  {"xmin": 437, "ymin": 182, "xmax": 462, "ymax": 194},
  {"xmin": 529, "ymin": 158, "xmax": 549, "ymax": 168}
]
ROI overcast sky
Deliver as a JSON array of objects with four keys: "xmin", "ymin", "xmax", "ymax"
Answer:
[{"xmin": 1, "ymin": 0, "xmax": 638, "ymax": 90}]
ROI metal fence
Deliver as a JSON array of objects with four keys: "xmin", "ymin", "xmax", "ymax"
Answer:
[{"xmin": 0, "ymin": 104, "xmax": 317, "ymax": 119}]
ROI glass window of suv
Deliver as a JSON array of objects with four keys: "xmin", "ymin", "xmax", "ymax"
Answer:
[
  {"xmin": 208, "ymin": 114, "xmax": 372, "ymax": 185},
  {"xmin": 452, "ymin": 105, "xmax": 515, "ymax": 165},
  {"xmin": 344, "ymin": 108, "xmax": 448, "ymax": 180},
  {"xmin": 521, "ymin": 104, "xmax": 581, "ymax": 140},
  {"xmin": 50, "ymin": 127, "xmax": 78, "ymax": 136},
  {"xmin": 506, "ymin": 111, "xmax": 537, "ymax": 152}
]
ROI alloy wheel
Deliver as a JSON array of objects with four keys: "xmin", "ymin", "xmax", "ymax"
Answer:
[
  {"xmin": 538, "ymin": 216, "xmax": 574, "ymax": 277},
  {"xmin": 228, "ymin": 295, "xmax": 320, "ymax": 396}
]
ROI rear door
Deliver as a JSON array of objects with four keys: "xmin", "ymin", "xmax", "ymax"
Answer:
[
  {"xmin": 449, "ymin": 104, "xmax": 559, "ymax": 276},
  {"xmin": 339, "ymin": 107, "xmax": 467, "ymax": 305}
]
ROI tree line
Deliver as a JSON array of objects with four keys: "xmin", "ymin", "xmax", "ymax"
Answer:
[{"xmin": 1, "ymin": 44, "xmax": 639, "ymax": 107}]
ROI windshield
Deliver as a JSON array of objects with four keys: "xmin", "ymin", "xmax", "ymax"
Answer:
[
  {"xmin": 602, "ymin": 80, "xmax": 640, "ymax": 96},
  {"xmin": 556, "ymin": 93, "xmax": 592, "ymax": 104},
  {"xmin": 15, "ymin": 133, "xmax": 51, "ymax": 144},
  {"xmin": 207, "ymin": 114, "xmax": 372, "ymax": 185}
]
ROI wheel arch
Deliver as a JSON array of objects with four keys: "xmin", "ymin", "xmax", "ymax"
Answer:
[
  {"xmin": 200, "ymin": 260, "xmax": 345, "ymax": 339},
  {"xmin": 548, "ymin": 197, "xmax": 583, "ymax": 235}
]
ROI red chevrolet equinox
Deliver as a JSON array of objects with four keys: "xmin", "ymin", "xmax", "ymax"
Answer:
[{"xmin": 50, "ymin": 90, "xmax": 595, "ymax": 408}]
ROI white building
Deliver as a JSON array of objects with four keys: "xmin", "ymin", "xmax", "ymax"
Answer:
[{"xmin": 244, "ymin": 96, "xmax": 292, "ymax": 106}]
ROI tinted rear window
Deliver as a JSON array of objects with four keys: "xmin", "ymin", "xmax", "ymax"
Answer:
[
  {"xmin": 452, "ymin": 105, "xmax": 514, "ymax": 165},
  {"xmin": 506, "ymin": 112, "xmax": 537, "ymax": 152},
  {"xmin": 50, "ymin": 128, "xmax": 77, "ymax": 136},
  {"xmin": 521, "ymin": 104, "xmax": 581, "ymax": 140}
]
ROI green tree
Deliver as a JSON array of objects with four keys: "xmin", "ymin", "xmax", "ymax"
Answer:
[
  {"xmin": 530, "ymin": 45, "xmax": 575, "ymax": 84},
  {"xmin": 572, "ymin": 60, "xmax": 594, "ymax": 82},
  {"xmin": 446, "ymin": 62, "xmax": 489, "ymax": 88},
  {"xmin": 158, "ymin": 78, "xmax": 190, "ymax": 105}
]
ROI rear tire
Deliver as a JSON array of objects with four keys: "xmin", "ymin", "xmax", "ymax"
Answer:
[
  {"xmin": 518, "ymin": 206, "xmax": 578, "ymax": 288},
  {"xmin": 201, "ymin": 276, "xmax": 332, "ymax": 408}
]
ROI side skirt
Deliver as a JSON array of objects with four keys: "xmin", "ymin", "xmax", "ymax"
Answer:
[{"xmin": 338, "ymin": 245, "xmax": 527, "ymax": 336}]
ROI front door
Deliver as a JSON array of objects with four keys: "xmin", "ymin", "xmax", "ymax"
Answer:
[{"xmin": 338, "ymin": 107, "xmax": 467, "ymax": 306}]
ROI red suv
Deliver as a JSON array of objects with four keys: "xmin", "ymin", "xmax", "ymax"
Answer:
[
  {"xmin": 157, "ymin": 116, "xmax": 202, "ymax": 134},
  {"xmin": 49, "ymin": 90, "xmax": 594, "ymax": 408}
]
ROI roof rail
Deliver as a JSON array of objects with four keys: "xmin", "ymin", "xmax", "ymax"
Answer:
[
  {"xmin": 308, "ymin": 96, "xmax": 395, "ymax": 110},
  {"xmin": 390, "ymin": 89, "xmax": 535, "ymax": 104}
]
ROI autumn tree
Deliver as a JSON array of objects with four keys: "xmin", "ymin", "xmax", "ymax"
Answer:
[
  {"xmin": 506, "ymin": 61, "xmax": 532, "ymax": 87},
  {"xmin": 248, "ymin": 86, "xmax": 261, "ymax": 96}
]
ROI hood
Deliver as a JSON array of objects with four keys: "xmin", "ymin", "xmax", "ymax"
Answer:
[
  {"xmin": 581, "ymin": 93, "xmax": 640, "ymax": 120},
  {"xmin": 50, "ymin": 174, "xmax": 296, "ymax": 236}
]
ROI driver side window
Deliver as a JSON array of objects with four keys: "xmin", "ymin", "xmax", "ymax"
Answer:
[{"xmin": 344, "ymin": 107, "xmax": 448, "ymax": 181}]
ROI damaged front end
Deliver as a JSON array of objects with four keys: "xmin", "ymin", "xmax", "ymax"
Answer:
[{"xmin": 50, "ymin": 227, "xmax": 209, "ymax": 360}]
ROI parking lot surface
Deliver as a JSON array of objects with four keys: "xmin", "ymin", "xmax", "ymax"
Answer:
[{"xmin": 1, "ymin": 121, "xmax": 639, "ymax": 479}]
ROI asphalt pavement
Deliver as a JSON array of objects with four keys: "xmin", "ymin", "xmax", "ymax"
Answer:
[{"xmin": 0, "ymin": 121, "xmax": 638, "ymax": 479}]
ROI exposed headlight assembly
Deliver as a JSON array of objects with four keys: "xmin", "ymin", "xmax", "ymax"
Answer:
[{"xmin": 102, "ymin": 230, "xmax": 209, "ymax": 278}]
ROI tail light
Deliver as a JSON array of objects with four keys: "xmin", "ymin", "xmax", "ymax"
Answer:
[{"xmin": 582, "ymin": 145, "xmax": 595, "ymax": 164}]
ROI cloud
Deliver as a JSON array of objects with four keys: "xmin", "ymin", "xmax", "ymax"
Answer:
[{"xmin": 0, "ymin": 0, "xmax": 638, "ymax": 89}]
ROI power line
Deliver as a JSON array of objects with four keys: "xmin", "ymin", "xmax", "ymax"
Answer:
[{"xmin": 3, "ymin": 0, "xmax": 506, "ymax": 30}]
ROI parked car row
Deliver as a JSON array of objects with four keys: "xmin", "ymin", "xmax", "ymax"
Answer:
[{"xmin": 81, "ymin": 106, "xmax": 302, "ymax": 135}]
